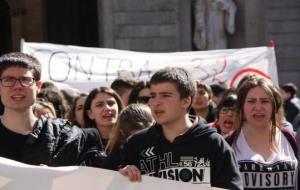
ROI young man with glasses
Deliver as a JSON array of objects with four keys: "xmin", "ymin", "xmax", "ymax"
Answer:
[
  {"xmin": 0, "ymin": 52, "xmax": 104, "ymax": 166},
  {"xmin": 119, "ymin": 67, "xmax": 243, "ymax": 189}
]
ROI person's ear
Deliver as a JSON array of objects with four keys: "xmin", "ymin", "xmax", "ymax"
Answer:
[{"xmin": 182, "ymin": 96, "xmax": 192, "ymax": 109}]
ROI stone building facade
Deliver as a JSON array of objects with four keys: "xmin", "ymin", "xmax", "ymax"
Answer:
[{"xmin": 1, "ymin": 0, "xmax": 300, "ymax": 88}]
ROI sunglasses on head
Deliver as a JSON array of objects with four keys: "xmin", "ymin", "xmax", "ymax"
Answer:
[{"xmin": 137, "ymin": 96, "xmax": 151, "ymax": 104}]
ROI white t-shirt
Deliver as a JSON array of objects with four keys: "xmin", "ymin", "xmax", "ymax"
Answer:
[{"xmin": 233, "ymin": 128, "xmax": 298, "ymax": 190}]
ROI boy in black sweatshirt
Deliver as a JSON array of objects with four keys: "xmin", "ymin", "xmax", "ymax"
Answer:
[{"xmin": 119, "ymin": 67, "xmax": 243, "ymax": 189}]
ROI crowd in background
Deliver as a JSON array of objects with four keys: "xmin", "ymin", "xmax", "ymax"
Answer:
[
  {"xmin": 33, "ymin": 71, "xmax": 300, "ymax": 144},
  {"xmin": 0, "ymin": 52, "xmax": 299, "ymax": 189},
  {"xmin": 32, "ymin": 65, "xmax": 300, "ymax": 189}
]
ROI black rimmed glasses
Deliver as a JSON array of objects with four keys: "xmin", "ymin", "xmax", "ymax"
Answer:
[{"xmin": 0, "ymin": 76, "xmax": 35, "ymax": 87}]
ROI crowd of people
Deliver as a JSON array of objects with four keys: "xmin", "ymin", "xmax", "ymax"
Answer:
[{"xmin": 0, "ymin": 52, "xmax": 299, "ymax": 189}]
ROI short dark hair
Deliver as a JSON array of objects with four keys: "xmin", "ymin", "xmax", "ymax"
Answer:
[
  {"xmin": 217, "ymin": 91, "xmax": 237, "ymax": 116},
  {"xmin": 281, "ymin": 83, "xmax": 297, "ymax": 96},
  {"xmin": 150, "ymin": 67, "xmax": 196, "ymax": 99},
  {"xmin": 110, "ymin": 76, "xmax": 139, "ymax": 97},
  {"xmin": 0, "ymin": 52, "xmax": 41, "ymax": 81},
  {"xmin": 195, "ymin": 81, "xmax": 213, "ymax": 99},
  {"xmin": 210, "ymin": 83, "xmax": 228, "ymax": 97}
]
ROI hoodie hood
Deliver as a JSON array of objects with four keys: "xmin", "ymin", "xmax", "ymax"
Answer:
[{"xmin": 153, "ymin": 116, "xmax": 217, "ymax": 144}]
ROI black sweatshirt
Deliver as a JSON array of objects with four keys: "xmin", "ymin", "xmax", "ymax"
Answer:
[{"xmin": 121, "ymin": 119, "xmax": 243, "ymax": 190}]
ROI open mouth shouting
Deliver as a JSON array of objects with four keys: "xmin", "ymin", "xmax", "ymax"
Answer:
[
  {"xmin": 222, "ymin": 120, "xmax": 234, "ymax": 129},
  {"xmin": 102, "ymin": 112, "xmax": 116, "ymax": 121},
  {"xmin": 252, "ymin": 113, "xmax": 266, "ymax": 121}
]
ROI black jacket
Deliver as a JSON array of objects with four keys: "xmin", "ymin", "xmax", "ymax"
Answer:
[
  {"xmin": 284, "ymin": 97, "xmax": 300, "ymax": 123},
  {"xmin": 0, "ymin": 116, "xmax": 105, "ymax": 167},
  {"xmin": 121, "ymin": 119, "xmax": 243, "ymax": 190},
  {"xmin": 102, "ymin": 147, "xmax": 123, "ymax": 170}
]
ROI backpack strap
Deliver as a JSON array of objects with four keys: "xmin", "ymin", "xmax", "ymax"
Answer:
[
  {"xmin": 281, "ymin": 128, "xmax": 298, "ymax": 159},
  {"xmin": 225, "ymin": 130, "xmax": 238, "ymax": 146}
]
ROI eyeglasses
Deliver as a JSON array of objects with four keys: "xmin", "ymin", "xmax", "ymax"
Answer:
[
  {"xmin": 219, "ymin": 107, "xmax": 238, "ymax": 115},
  {"xmin": 137, "ymin": 96, "xmax": 151, "ymax": 104},
  {"xmin": 0, "ymin": 76, "xmax": 35, "ymax": 87}
]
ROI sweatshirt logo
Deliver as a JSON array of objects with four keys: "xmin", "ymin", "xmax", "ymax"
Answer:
[
  {"xmin": 139, "ymin": 153, "xmax": 211, "ymax": 184},
  {"xmin": 239, "ymin": 160, "xmax": 297, "ymax": 189},
  {"xmin": 140, "ymin": 146, "xmax": 155, "ymax": 158}
]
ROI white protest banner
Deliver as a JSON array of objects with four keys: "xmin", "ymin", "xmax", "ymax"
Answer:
[
  {"xmin": 0, "ymin": 157, "xmax": 216, "ymax": 190},
  {"xmin": 21, "ymin": 40, "xmax": 278, "ymax": 92}
]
